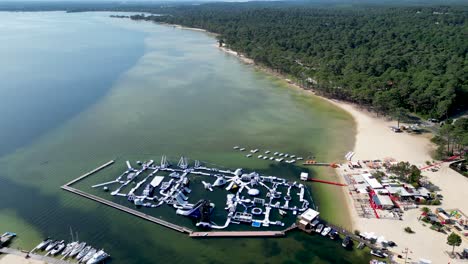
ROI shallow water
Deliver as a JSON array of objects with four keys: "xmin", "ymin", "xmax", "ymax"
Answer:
[{"xmin": 0, "ymin": 12, "xmax": 368, "ymax": 263}]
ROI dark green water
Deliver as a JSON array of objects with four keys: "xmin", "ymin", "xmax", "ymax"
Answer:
[{"xmin": 0, "ymin": 12, "xmax": 369, "ymax": 263}]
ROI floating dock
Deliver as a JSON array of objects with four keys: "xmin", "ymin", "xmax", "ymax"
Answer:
[{"xmin": 190, "ymin": 231, "xmax": 284, "ymax": 238}]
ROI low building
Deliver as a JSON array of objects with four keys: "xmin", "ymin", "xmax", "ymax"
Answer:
[
  {"xmin": 373, "ymin": 194, "xmax": 394, "ymax": 209},
  {"xmin": 362, "ymin": 173, "xmax": 383, "ymax": 189},
  {"xmin": 297, "ymin": 208, "xmax": 320, "ymax": 231}
]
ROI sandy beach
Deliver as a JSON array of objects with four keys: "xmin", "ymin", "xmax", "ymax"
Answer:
[
  {"xmin": 0, "ymin": 254, "xmax": 45, "ymax": 264},
  {"xmin": 328, "ymin": 101, "xmax": 468, "ymax": 263}
]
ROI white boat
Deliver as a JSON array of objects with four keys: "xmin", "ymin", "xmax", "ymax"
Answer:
[
  {"xmin": 321, "ymin": 226, "xmax": 331, "ymax": 236},
  {"xmin": 275, "ymin": 158, "xmax": 283, "ymax": 162},
  {"xmin": 274, "ymin": 152, "xmax": 279, "ymax": 155},
  {"xmin": 49, "ymin": 241, "xmax": 65, "ymax": 255},
  {"xmin": 81, "ymin": 248, "xmax": 97, "ymax": 263},
  {"xmin": 246, "ymin": 154, "xmax": 252, "ymax": 158},
  {"xmin": 265, "ymin": 150, "xmax": 270, "ymax": 154},
  {"xmin": 250, "ymin": 149, "xmax": 259, "ymax": 153},
  {"xmin": 86, "ymin": 249, "xmax": 109, "ymax": 264},
  {"xmin": 240, "ymin": 148, "xmax": 246, "ymax": 151},
  {"xmin": 46, "ymin": 240, "xmax": 61, "ymax": 251},
  {"xmin": 233, "ymin": 146, "xmax": 239, "ymax": 149},
  {"xmin": 257, "ymin": 155, "xmax": 263, "ymax": 159},
  {"xmin": 315, "ymin": 224, "xmax": 324, "ymax": 233},
  {"xmin": 70, "ymin": 242, "xmax": 86, "ymax": 257},
  {"xmin": 62, "ymin": 242, "xmax": 77, "ymax": 256},
  {"xmin": 77, "ymin": 246, "xmax": 92, "ymax": 260},
  {"xmin": 269, "ymin": 157, "xmax": 274, "ymax": 160},
  {"xmin": 262, "ymin": 156, "xmax": 268, "ymax": 160},
  {"xmin": 297, "ymin": 157, "xmax": 303, "ymax": 160},
  {"xmin": 36, "ymin": 238, "xmax": 52, "ymax": 250},
  {"xmin": 310, "ymin": 219, "xmax": 320, "ymax": 227},
  {"xmin": 370, "ymin": 250, "xmax": 388, "ymax": 258}
]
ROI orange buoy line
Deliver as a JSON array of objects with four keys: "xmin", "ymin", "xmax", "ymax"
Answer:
[
  {"xmin": 302, "ymin": 160, "xmax": 339, "ymax": 168},
  {"xmin": 308, "ymin": 179, "xmax": 347, "ymax": 187}
]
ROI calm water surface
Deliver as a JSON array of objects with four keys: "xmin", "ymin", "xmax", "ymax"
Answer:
[{"xmin": 0, "ymin": 12, "xmax": 368, "ymax": 263}]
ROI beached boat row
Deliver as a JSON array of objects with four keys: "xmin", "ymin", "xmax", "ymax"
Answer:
[
  {"xmin": 33, "ymin": 235, "xmax": 109, "ymax": 264},
  {"xmin": 234, "ymin": 146, "xmax": 303, "ymax": 163}
]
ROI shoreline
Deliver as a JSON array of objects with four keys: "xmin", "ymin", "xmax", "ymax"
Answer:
[{"xmin": 216, "ymin": 43, "xmax": 468, "ymax": 262}]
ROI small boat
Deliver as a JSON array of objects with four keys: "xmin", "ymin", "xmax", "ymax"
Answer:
[
  {"xmin": 262, "ymin": 156, "xmax": 268, "ymax": 160},
  {"xmin": 45, "ymin": 240, "xmax": 60, "ymax": 251},
  {"xmin": 290, "ymin": 155, "xmax": 296, "ymax": 158},
  {"xmin": 297, "ymin": 157, "xmax": 303, "ymax": 160},
  {"xmin": 77, "ymin": 245, "xmax": 92, "ymax": 260},
  {"xmin": 274, "ymin": 152, "xmax": 279, "ymax": 155},
  {"xmin": 310, "ymin": 219, "xmax": 320, "ymax": 227},
  {"xmin": 86, "ymin": 249, "xmax": 109, "ymax": 264},
  {"xmin": 265, "ymin": 150, "xmax": 270, "ymax": 154},
  {"xmin": 321, "ymin": 226, "xmax": 331, "ymax": 236},
  {"xmin": 49, "ymin": 241, "xmax": 65, "ymax": 255},
  {"xmin": 285, "ymin": 154, "xmax": 289, "ymax": 157},
  {"xmin": 342, "ymin": 236, "xmax": 352, "ymax": 248},
  {"xmin": 328, "ymin": 229, "xmax": 338, "ymax": 240},
  {"xmin": 269, "ymin": 157, "xmax": 274, "ymax": 160},
  {"xmin": 370, "ymin": 250, "xmax": 388, "ymax": 258},
  {"xmin": 278, "ymin": 209, "xmax": 287, "ymax": 216},
  {"xmin": 315, "ymin": 224, "xmax": 324, "ymax": 233},
  {"xmin": 233, "ymin": 146, "xmax": 240, "ymax": 149},
  {"xmin": 0, "ymin": 232, "xmax": 16, "ymax": 245},
  {"xmin": 279, "ymin": 153, "xmax": 284, "ymax": 156},
  {"xmin": 62, "ymin": 242, "xmax": 77, "ymax": 256},
  {"xmin": 240, "ymin": 148, "xmax": 246, "ymax": 151},
  {"xmin": 257, "ymin": 155, "xmax": 263, "ymax": 159},
  {"xmin": 81, "ymin": 248, "xmax": 97, "ymax": 263},
  {"xmin": 275, "ymin": 158, "xmax": 283, "ymax": 162},
  {"xmin": 70, "ymin": 242, "xmax": 86, "ymax": 257},
  {"xmin": 250, "ymin": 149, "xmax": 259, "ymax": 153},
  {"xmin": 35, "ymin": 237, "xmax": 52, "ymax": 250},
  {"xmin": 246, "ymin": 154, "xmax": 252, "ymax": 158}
]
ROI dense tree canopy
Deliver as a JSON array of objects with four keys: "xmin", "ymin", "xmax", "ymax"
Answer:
[{"xmin": 130, "ymin": 3, "xmax": 468, "ymax": 119}]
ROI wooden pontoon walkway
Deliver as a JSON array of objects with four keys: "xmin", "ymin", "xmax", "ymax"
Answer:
[
  {"xmin": 190, "ymin": 231, "xmax": 285, "ymax": 238},
  {"xmin": 61, "ymin": 186, "xmax": 192, "ymax": 234},
  {"xmin": 190, "ymin": 224, "xmax": 297, "ymax": 238},
  {"xmin": 64, "ymin": 160, "xmax": 115, "ymax": 186}
]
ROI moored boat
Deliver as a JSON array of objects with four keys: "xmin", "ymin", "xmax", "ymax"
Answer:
[
  {"xmin": 342, "ymin": 236, "xmax": 352, "ymax": 248},
  {"xmin": 50, "ymin": 241, "xmax": 65, "ymax": 255},
  {"xmin": 315, "ymin": 223, "xmax": 324, "ymax": 233},
  {"xmin": 45, "ymin": 240, "xmax": 60, "ymax": 251},
  {"xmin": 70, "ymin": 242, "xmax": 86, "ymax": 257},
  {"xmin": 86, "ymin": 249, "xmax": 109, "ymax": 264},
  {"xmin": 35, "ymin": 237, "xmax": 52, "ymax": 250},
  {"xmin": 62, "ymin": 241, "xmax": 78, "ymax": 256},
  {"xmin": 77, "ymin": 245, "xmax": 92, "ymax": 260},
  {"xmin": 81, "ymin": 248, "xmax": 96, "ymax": 263},
  {"xmin": 321, "ymin": 226, "xmax": 331, "ymax": 236}
]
